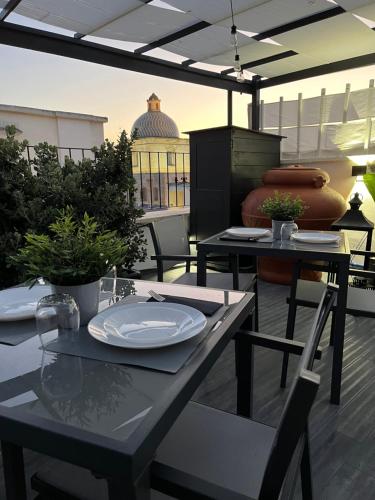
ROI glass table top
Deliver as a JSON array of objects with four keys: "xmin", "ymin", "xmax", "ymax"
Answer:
[{"xmin": 0, "ymin": 279, "xmax": 246, "ymax": 445}]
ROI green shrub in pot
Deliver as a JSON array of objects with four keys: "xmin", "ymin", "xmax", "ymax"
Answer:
[
  {"xmin": 260, "ymin": 191, "xmax": 306, "ymax": 239},
  {"xmin": 11, "ymin": 209, "xmax": 128, "ymax": 324}
]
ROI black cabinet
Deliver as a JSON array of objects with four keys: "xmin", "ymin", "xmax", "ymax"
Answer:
[{"xmin": 187, "ymin": 126, "xmax": 283, "ymax": 240}]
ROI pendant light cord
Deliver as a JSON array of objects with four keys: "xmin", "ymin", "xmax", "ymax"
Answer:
[{"xmin": 229, "ymin": 0, "xmax": 239, "ymax": 56}]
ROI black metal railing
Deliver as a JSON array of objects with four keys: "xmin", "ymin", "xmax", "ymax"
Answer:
[
  {"xmin": 131, "ymin": 151, "xmax": 190, "ymax": 210},
  {"xmin": 25, "ymin": 146, "xmax": 190, "ymax": 210}
]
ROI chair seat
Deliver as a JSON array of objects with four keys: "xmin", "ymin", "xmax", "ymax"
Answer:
[
  {"xmin": 31, "ymin": 402, "xmax": 274, "ymax": 500},
  {"xmin": 152, "ymin": 401, "xmax": 275, "ymax": 500},
  {"xmin": 291, "ymin": 279, "xmax": 375, "ymax": 317},
  {"xmin": 173, "ymin": 272, "xmax": 257, "ymax": 291}
]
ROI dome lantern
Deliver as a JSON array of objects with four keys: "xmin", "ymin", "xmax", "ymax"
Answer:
[{"xmin": 131, "ymin": 93, "xmax": 179, "ymax": 139}]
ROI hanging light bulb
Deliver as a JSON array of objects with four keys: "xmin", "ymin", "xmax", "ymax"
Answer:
[
  {"xmin": 230, "ymin": 25, "xmax": 238, "ymax": 46},
  {"xmin": 236, "ymin": 70, "xmax": 245, "ymax": 83},
  {"xmin": 233, "ymin": 53, "xmax": 241, "ymax": 72}
]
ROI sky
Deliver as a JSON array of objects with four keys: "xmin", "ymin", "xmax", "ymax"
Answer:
[{"xmin": 1, "ymin": 14, "xmax": 375, "ymax": 141}]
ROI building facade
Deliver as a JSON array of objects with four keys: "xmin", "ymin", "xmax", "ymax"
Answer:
[
  {"xmin": 131, "ymin": 94, "xmax": 189, "ymax": 209},
  {"xmin": 0, "ymin": 104, "xmax": 107, "ymax": 162}
]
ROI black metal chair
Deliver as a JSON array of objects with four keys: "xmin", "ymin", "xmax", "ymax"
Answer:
[
  {"xmin": 280, "ymin": 250, "xmax": 375, "ymax": 387},
  {"xmin": 151, "ymin": 285, "xmax": 336, "ymax": 500},
  {"xmin": 144, "ymin": 219, "xmax": 259, "ymax": 330}
]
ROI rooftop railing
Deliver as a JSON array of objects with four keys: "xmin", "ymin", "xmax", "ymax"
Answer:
[{"xmin": 25, "ymin": 146, "xmax": 191, "ymax": 211}]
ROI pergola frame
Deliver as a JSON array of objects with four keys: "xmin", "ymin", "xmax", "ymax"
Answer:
[{"xmin": 0, "ymin": 0, "xmax": 375, "ymax": 131}]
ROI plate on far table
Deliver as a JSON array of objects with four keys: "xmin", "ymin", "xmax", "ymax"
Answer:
[
  {"xmin": 225, "ymin": 227, "xmax": 271, "ymax": 238},
  {"xmin": 291, "ymin": 232, "xmax": 340, "ymax": 244},
  {"xmin": 88, "ymin": 302, "xmax": 207, "ymax": 349},
  {"xmin": 0, "ymin": 285, "xmax": 52, "ymax": 321}
]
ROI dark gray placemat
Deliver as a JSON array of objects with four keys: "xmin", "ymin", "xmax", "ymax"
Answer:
[
  {"xmin": 147, "ymin": 295, "xmax": 221, "ymax": 316},
  {"xmin": 45, "ymin": 303, "xmax": 225, "ymax": 374},
  {"xmin": 0, "ymin": 319, "xmax": 36, "ymax": 346}
]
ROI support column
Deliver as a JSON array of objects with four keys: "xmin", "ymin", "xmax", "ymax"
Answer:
[
  {"xmin": 227, "ymin": 90, "xmax": 233, "ymax": 126},
  {"xmin": 251, "ymin": 75, "xmax": 261, "ymax": 131}
]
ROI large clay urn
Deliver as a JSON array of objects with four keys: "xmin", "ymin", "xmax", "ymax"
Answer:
[{"xmin": 241, "ymin": 165, "xmax": 346, "ymax": 284}]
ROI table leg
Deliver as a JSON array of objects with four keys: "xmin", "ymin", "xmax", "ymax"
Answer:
[
  {"xmin": 235, "ymin": 333, "xmax": 254, "ymax": 418},
  {"xmin": 107, "ymin": 467, "xmax": 150, "ymax": 500},
  {"xmin": 330, "ymin": 260, "xmax": 349, "ymax": 404},
  {"xmin": 197, "ymin": 250, "xmax": 207, "ymax": 287},
  {"xmin": 1, "ymin": 441, "xmax": 27, "ymax": 500}
]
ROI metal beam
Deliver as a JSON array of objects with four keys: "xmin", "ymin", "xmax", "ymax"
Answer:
[
  {"xmin": 253, "ymin": 6, "xmax": 345, "ymax": 41},
  {"xmin": 135, "ymin": 21, "xmax": 210, "ymax": 55},
  {"xmin": 221, "ymin": 50, "xmax": 298, "ymax": 75},
  {"xmin": 251, "ymin": 76, "xmax": 261, "ymax": 130},
  {"xmin": 227, "ymin": 90, "xmax": 233, "ymax": 126},
  {"xmin": 0, "ymin": 21, "xmax": 253, "ymax": 94},
  {"xmin": 181, "ymin": 59, "xmax": 195, "ymax": 67},
  {"xmin": 259, "ymin": 52, "xmax": 375, "ymax": 89},
  {"xmin": 0, "ymin": 0, "xmax": 22, "ymax": 22}
]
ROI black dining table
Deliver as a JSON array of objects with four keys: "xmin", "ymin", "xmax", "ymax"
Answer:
[
  {"xmin": 196, "ymin": 229, "xmax": 351, "ymax": 405},
  {"xmin": 0, "ymin": 278, "xmax": 254, "ymax": 500}
]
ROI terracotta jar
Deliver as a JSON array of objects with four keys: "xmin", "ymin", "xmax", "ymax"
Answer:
[{"xmin": 241, "ymin": 165, "xmax": 346, "ymax": 284}]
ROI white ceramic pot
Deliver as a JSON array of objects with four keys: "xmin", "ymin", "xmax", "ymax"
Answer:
[
  {"xmin": 51, "ymin": 279, "xmax": 101, "ymax": 326},
  {"xmin": 272, "ymin": 220, "xmax": 294, "ymax": 240}
]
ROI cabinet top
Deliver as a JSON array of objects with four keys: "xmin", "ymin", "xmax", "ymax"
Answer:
[{"xmin": 184, "ymin": 125, "xmax": 284, "ymax": 139}]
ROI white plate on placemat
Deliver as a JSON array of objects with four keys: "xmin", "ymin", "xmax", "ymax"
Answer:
[
  {"xmin": 226, "ymin": 227, "xmax": 271, "ymax": 238},
  {"xmin": 88, "ymin": 302, "xmax": 207, "ymax": 349},
  {"xmin": 291, "ymin": 233, "xmax": 340, "ymax": 244},
  {"xmin": 0, "ymin": 285, "xmax": 52, "ymax": 321}
]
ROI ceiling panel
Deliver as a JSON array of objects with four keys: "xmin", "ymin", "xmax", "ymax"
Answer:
[
  {"xmin": 16, "ymin": 0, "xmax": 143, "ymax": 34},
  {"xmin": 352, "ymin": 3, "xmax": 375, "ymax": 21},
  {"xmin": 203, "ymin": 41, "xmax": 288, "ymax": 67},
  {"xmin": 216, "ymin": 0, "xmax": 335, "ymax": 31},
  {"xmin": 335, "ymin": 1, "xmax": 374, "ymax": 10},
  {"xmin": 251, "ymin": 53, "xmax": 324, "ymax": 77},
  {"xmin": 91, "ymin": 3, "xmax": 197, "ymax": 43},
  {"xmin": 273, "ymin": 12, "xmax": 375, "ymax": 63},
  {"xmin": 162, "ymin": 25, "xmax": 260, "ymax": 61},
  {"xmin": 164, "ymin": 0, "xmax": 265, "ymax": 24}
]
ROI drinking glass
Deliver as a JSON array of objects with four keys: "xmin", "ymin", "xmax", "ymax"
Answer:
[
  {"xmin": 35, "ymin": 294, "xmax": 80, "ymax": 347},
  {"xmin": 281, "ymin": 222, "xmax": 298, "ymax": 242}
]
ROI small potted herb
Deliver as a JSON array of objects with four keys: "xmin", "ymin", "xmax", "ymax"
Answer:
[
  {"xmin": 11, "ymin": 209, "xmax": 128, "ymax": 325},
  {"xmin": 260, "ymin": 191, "xmax": 306, "ymax": 239}
]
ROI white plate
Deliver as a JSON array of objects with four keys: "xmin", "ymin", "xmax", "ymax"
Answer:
[
  {"xmin": 88, "ymin": 302, "xmax": 207, "ymax": 349},
  {"xmin": 226, "ymin": 227, "xmax": 270, "ymax": 238},
  {"xmin": 291, "ymin": 233, "xmax": 340, "ymax": 244},
  {"xmin": 0, "ymin": 286, "xmax": 52, "ymax": 321}
]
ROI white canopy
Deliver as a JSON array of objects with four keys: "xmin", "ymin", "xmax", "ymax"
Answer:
[{"xmin": 1, "ymin": 0, "xmax": 375, "ymax": 87}]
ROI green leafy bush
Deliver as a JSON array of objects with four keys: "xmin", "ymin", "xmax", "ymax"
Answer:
[
  {"xmin": 260, "ymin": 190, "xmax": 306, "ymax": 221},
  {"xmin": 11, "ymin": 209, "xmax": 128, "ymax": 286},
  {"xmin": 0, "ymin": 126, "xmax": 37, "ymax": 288},
  {"xmin": 0, "ymin": 127, "xmax": 146, "ymax": 289},
  {"xmin": 363, "ymin": 173, "xmax": 375, "ymax": 202}
]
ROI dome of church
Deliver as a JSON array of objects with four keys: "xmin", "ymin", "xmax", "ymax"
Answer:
[{"xmin": 131, "ymin": 93, "xmax": 179, "ymax": 139}]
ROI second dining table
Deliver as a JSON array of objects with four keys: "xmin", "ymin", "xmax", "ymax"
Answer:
[{"xmin": 196, "ymin": 229, "xmax": 351, "ymax": 405}]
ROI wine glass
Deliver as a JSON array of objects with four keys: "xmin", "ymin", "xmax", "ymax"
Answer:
[
  {"xmin": 35, "ymin": 294, "xmax": 80, "ymax": 348},
  {"xmin": 281, "ymin": 222, "xmax": 298, "ymax": 242}
]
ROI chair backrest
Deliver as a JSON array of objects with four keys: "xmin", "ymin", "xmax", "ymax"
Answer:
[{"xmin": 258, "ymin": 284, "xmax": 338, "ymax": 500}]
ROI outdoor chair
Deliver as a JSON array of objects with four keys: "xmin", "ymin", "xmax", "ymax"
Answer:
[
  {"xmin": 280, "ymin": 250, "xmax": 375, "ymax": 388},
  {"xmin": 31, "ymin": 287, "xmax": 336, "ymax": 500},
  {"xmin": 144, "ymin": 219, "xmax": 259, "ymax": 330}
]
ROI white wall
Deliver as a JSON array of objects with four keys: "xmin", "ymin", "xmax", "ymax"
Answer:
[{"xmin": 0, "ymin": 105, "xmax": 107, "ymax": 154}]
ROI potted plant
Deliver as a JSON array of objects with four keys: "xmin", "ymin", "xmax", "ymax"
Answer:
[
  {"xmin": 11, "ymin": 209, "xmax": 128, "ymax": 325},
  {"xmin": 260, "ymin": 191, "xmax": 306, "ymax": 239}
]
